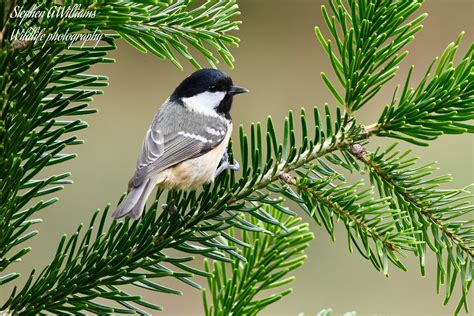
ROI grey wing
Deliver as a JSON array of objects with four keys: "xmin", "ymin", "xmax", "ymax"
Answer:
[
  {"xmin": 129, "ymin": 119, "xmax": 227, "ymax": 188},
  {"xmin": 137, "ymin": 128, "xmax": 164, "ymax": 169}
]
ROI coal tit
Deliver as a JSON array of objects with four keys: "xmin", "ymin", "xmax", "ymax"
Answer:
[{"xmin": 112, "ymin": 68, "xmax": 248, "ymax": 219}]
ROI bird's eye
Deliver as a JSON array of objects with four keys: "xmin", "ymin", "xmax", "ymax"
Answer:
[{"xmin": 209, "ymin": 85, "xmax": 217, "ymax": 92}]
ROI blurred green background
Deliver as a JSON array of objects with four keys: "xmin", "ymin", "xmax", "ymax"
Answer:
[{"xmin": 2, "ymin": 0, "xmax": 473, "ymax": 315}]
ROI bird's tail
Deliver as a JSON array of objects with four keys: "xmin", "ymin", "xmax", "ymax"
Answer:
[{"xmin": 112, "ymin": 178, "xmax": 154, "ymax": 220}]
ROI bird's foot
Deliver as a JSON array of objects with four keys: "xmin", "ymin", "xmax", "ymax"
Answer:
[
  {"xmin": 215, "ymin": 152, "xmax": 240, "ymax": 177},
  {"xmin": 162, "ymin": 199, "xmax": 177, "ymax": 215}
]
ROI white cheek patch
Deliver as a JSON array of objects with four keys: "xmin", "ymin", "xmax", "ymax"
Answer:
[{"xmin": 182, "ymin": 91, "xmax": 226, "ymax": 117}]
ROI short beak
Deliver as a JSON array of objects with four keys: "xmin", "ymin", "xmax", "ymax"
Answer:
[{"xmin": 228, "ymin": 85, "xmax": 249, "ymax": 95}]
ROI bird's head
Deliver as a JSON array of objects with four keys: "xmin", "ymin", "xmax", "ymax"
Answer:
[{"xmin": 170, "ymin": 68, "xmax": 248, "ymax": 119}]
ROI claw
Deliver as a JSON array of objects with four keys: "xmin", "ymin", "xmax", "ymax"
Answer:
[
  {"xmin": 229, "ymin": 160, "xmax": 240, "ymax": 171},
  {"xmin": 214, "ymin": 152, "xmax": 240, "ymax": 177}
]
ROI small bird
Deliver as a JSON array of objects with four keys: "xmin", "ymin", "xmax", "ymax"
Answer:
[{"xmin": 112, "ymin": 68, "xmax": 248, "ymax": 219}]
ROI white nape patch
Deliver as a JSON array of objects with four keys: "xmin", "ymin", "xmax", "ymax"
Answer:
[
  {"xmin": 178, "ymin": 131, "xmax": 212, "ymax": 143},
  {"xmin": 206, "ymin": 127, "xmax": 224, "ymax": 136},
  {"xmin": 182, "ymin": 91, "xmax": 226, "ymax": 117}
]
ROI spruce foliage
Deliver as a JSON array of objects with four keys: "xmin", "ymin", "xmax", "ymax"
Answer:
[{"xmin": 0, "ymin": 0, "xmax": 472, "ymax": 314}]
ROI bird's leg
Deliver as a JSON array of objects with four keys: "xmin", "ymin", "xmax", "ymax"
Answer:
[{"xmin": 214, "ymin": 151, "xmax": 240, "ymax": 177}]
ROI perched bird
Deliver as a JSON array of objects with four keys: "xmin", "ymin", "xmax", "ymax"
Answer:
[{"xmin": 112, "ymin": 68, "xmax": 248, "ymax": 219}]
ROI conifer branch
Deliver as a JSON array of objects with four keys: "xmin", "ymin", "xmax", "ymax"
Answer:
[
  {"xmin": 202, "ymin": 207, "xmax": 313, "ymax": 315},
  {"xmin": 2, "ymin": 200, "xmax": 225, "ymax": 314},
  {"xmin": 0, "ymin": 0, "xmax": 241, "ymax": 285},
  {"xmin": 0, "ymin": 37, "xmax": 113, "ymax": 280},
  {"xmin": 0, "ymin": 106, "xmax": 385, "ymax": 313},
  {"xmin": 371, "ymin": 34, "xmax": 473, "ymax": 145},
  {"xmin": 1, "ymin": 0, "xmax": 472, "ymax": 314},
  {"xmin": 315, "ymin": 0, "xmax": 426, "ymax": 112},
  {"xmin": 350, "ymin": 144, "xmax": 473, "ymax": 259},
  {"xmin": 348, "ymin": 143, "xmax": 473, "ymax": 313},
  {"xmin": 317, "ymin": 1, "xmax": 473, "ymax": 311},
  {"xmin": 84, "ymin": 0, "xmax": 241, "ymax": 69}
]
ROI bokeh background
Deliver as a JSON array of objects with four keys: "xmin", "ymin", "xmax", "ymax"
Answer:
[{"xmin": 2, "ymin": 0, "xmax": 473, "ymax": 315}]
